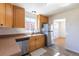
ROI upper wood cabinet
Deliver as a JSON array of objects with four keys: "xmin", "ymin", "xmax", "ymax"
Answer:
[
  {"xmin": 0, "ymin": 4, "xmax": 6, "ymax": 27},
  {"xmin": 0, "ymin": 3, "xmax": 25, "ymax": 28},
  {"xmin": 37, "ymin": 15, "xmax": 48, "ymax": 24},
  {"xmin": 40, "ymin": 15, "xmax": 48, "ymax": 23},
  {"xmin": 37, "ymin": 15, "xmax": 48, "ymax": 29},
  {"xmin": 5, "ymin": 3, "xmax": 13, "ymax": 27},
  {"xmin": 13, "ymin": 6, "xmax": 25, "ymax": 28}
]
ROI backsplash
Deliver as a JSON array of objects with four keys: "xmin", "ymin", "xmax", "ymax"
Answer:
[{"xmin": 0, "ymin": 28, "xmax": 27, "ymax": 35}]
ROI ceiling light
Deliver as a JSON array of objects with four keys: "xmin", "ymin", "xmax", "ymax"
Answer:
[
  {"xmin": 32, "ymin": 11, "xmax": 40, "ymax": 15},
  {"xmin": 32, "ymin": 11, "xmax": 36, "ymax": 13}
]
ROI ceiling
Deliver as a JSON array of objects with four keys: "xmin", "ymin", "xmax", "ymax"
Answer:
[{"xmin": 15, "ymin": 3, "xmax": 79, "ymax": 16}]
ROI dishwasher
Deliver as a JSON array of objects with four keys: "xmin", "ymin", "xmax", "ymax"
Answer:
[{"xmin": 16, "ymin": 37, "xmax": 29, "ymax": 56}]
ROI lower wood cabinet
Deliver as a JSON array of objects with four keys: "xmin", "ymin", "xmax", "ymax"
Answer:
[
  {"xmin": 28, "ymin": 35, "xmax": 45, "ymax": 52},
  {"xmin": 29, "ymin": 36, "xmax": 36, "ymax": 52}
]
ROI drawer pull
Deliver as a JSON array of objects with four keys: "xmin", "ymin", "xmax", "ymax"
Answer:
[{"xmin": 0, "ymin": 24, "xmax": 3, "ymax": 26}]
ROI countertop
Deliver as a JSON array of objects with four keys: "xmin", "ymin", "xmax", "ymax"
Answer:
[
  {"xmin": 0, "ymin": 33, "xmax": 44, "ymax": 40},
  {"xmin": 15, "ymin": 34, "xmax": 44, "ymax": 39}
]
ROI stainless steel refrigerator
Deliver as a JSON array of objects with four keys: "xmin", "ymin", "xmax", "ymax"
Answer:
[{"xmin": 42, "ymin": 24, "xmax": 54, "ymax": 47}]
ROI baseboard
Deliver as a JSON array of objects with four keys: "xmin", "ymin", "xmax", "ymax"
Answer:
[{"xmin": 65, "ymin": 48, "xmax": 79, "ymax": 54}]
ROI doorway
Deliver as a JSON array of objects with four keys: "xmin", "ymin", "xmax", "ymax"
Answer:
[{"xmin": 53, "ymin": 18, "xmax": 66, "ymax": 47}]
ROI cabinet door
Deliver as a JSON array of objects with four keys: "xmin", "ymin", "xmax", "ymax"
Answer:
[
  {"xmin": 40, "ymin": 15, "xmax": 48, "ymax": 23},
  {"xmin": 37, "ymin": 15, "xmax": 48, "ymax": 29},
  {"xmin": 36, "ymin": 36, "xmax": 41, "ymax": 49},
  {"xmin": 13, "ymin": 6, "xmax": 25, "ymax": 28},
  {"xmin": 36, "ymin": 35, "xmax": 45, "ymax": 49},
  {"xmin": 40, "ymin": 35, "xmax": 45, "ymax": 47},
  {"xmin": 29, "ymin": 36, "xmax": 36, "ymax": 52},
  {"xmin": 5, "ymin": 4, "xmax": 13, "ymax": 27},
  {"xmin": 0, "ymin": 4, "xmax": 5, "ymax": 27}
]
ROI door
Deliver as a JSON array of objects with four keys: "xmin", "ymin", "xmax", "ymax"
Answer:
[
  {"xmin": 50, "ymin": 24, "xmax": 54, "ymax": 44},
  {"xmin": 47, "ymin": 24, "xmax": 54, "ymax": 46},
  {"xmin": 22, "ymin": 40, "xmax": 28, "ymax": 54},
  {"xmin": 35, "ymin": 36, "xmax": 40, "ymax": 49},
  {"xmin": 53, "ymin": 19, "xmax": 66, "ymax": 47},
  {"xmin": 5, "ymin": 3, "xmax": 13, "ymax": 27},
  {"xmin": 36, "ymin": 35, "xmax": 45, "ymax": 49},
  {"xmin": 53, "ymin": 19, "xmax": 66, "ymax": 38},
  {"xmin": 36, "ymin": 36, "xmax": 42, "ymax": 49},
  {"xmin": 50, "ymin": 32, "xmax": 54, "ymax": 44},
  {"xmin": 40, "ymin": 35, "xmax": 45, "ymax": 47},
  {"xmin": 29, "ymin": 36, "xmax": 36, "ymax": 52},
  {"xmin": 13, "ymin": 6, "xmax": 25, "ymax": 28},
  {"xmin": 16, "ymin": 41, "xmax": 22, "ymax": 55},
  {"xmin": 0, "ymin": 4, "xmax": 5, "ymax": 27},
  {"xmin": 53, "ymin": 21, "xmax": 59, "ymax": 39}
]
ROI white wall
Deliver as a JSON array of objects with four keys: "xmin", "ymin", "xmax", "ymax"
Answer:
[{"xmin": 49, "ymin": 7, "xmax": 79, "ymax": 53}]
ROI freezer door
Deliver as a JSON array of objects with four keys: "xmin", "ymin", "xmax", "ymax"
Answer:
[
  {"xmin": 42, "ymin": 24, "xmax": 48, "ymax": 32},
  {"xmin": 50, "ymin": 24, "xmax": 54, "ymax": 31}
]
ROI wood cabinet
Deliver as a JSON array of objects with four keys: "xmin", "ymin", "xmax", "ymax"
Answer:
[
  {"xmin": 37, "ymin": 15, "xmax": 48, "ymax": 29},
  {"xmin": 5, "ymin": 3, "xmax": 13, "ymax": 27},
  {"xmin": 0, "ymin": 3, "xmax": 25, "ymax": 28},
  {"xmin": 37, "ymin": 15, "xmax": 48, "ymax": 23},
  {"xmin": 29, "ymin": 36, "xmax": 36, "ymax": 52},
  {"xmin": 13, "ymin": 6, "xmax": 25, "ymax": 28},
  {"xmin": 40, "ymin": 15, "xmax": 48, "ymax": 23},
  {"xmin": 29, "ymin": 35, "xmax": 45, "ymax": 52},
  {"xmin": 36, "ymin": 35, "xmax": 45, "ymax": 49},
  {"xmin": 0, "ymin": 4, "xmax": 6, "ymax": 27},
  {"xmin": 0, "ymin": 3, "xmax": 13, "ymax": 27}
]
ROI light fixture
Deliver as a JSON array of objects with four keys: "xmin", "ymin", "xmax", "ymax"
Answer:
[
  {"xmin": 32, "ymin": 11, "xmax": 39, "ymax": 15},
  {"xmin": 32, "ymin": 11, "xmax": 36, "ymax": 14}
]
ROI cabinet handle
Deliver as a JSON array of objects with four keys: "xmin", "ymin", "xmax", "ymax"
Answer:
[{"xmin": 0, "ymin": 24, "xmax": 3, "ymax": 26}]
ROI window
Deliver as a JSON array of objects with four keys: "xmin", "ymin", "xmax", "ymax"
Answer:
[{"xmin": 25, "ymin": 17, "xmax": 37, "ymax": 33}]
